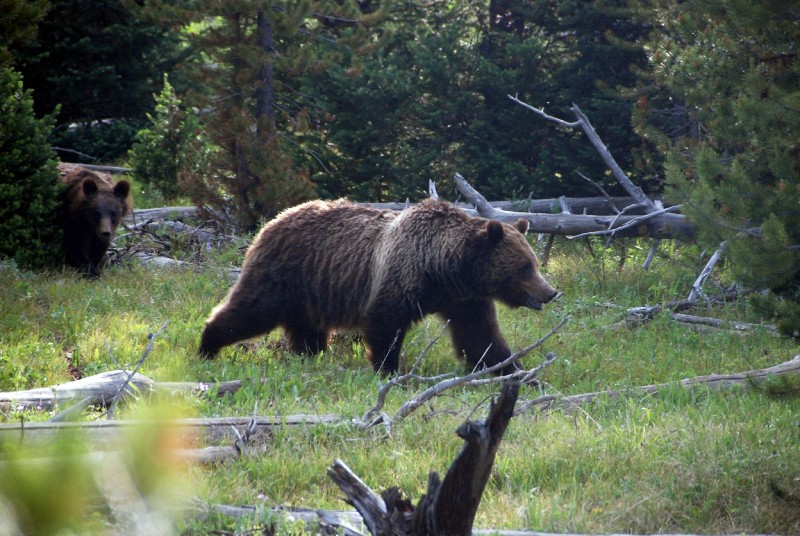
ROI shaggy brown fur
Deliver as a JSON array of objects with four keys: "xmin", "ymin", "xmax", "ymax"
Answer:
[
  {"xmin": 60, "ymin": 165, "xmax": 131, "ymax": 277},
  {"xmin": 199, "ymin": 199, "xmax": 558, "ymax": 374}
]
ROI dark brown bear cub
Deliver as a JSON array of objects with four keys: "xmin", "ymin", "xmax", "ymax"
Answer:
[
  {"xmin": 199, "ymin": 199, "xmax": 558, "ymax": 374},
  {"xmin": 60, "ymin": 165, "xmax": 132, "ymax": 277}
]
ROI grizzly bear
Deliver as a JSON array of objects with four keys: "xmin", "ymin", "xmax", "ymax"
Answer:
[
  {"xmin": 199, "ymin": 199, "xmax": 558, "ymax": 374},
  {"xmin": 60, "ymin": 165, "xmax": 132, "ymax": 277}
]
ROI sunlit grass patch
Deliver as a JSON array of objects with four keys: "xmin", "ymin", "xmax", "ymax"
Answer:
[{"xmin": 1, "ymin": 238, "xmax": 799, "ymax": 534}]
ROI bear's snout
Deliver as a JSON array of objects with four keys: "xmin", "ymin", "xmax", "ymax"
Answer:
[{"xmin": 524, "ymin": 285, "xmax": 560, "ymax": 311}]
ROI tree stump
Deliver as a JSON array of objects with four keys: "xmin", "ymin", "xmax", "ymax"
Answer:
[{"xmin": 328, "ymin": 381, "xmax": 520, "ymax": 535}]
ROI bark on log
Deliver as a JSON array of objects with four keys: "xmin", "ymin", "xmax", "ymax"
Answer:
[{"xmin": 329, "ymin": 381, "xmax": 520, "ymax": 536}]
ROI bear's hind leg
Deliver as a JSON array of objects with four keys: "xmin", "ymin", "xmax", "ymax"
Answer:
[
  {"xmin": 285, "ymin": 323, "xmax": 329, "ymax": 355},
  {"xmin": 199, "ymin": 302, "xmax": 278, "ymax": 358},
  {"xmin": 363, "ymin": 323, "xmax": 407, "ymax": 375}
]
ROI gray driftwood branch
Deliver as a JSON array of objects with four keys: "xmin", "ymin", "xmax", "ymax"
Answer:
[
  {"xmin": 507, "ymin": 96, "xmax": 656, "ymax": 211},
  {"xmin": 363, "ymin": 317, "xmax": 568, "ymax": 429},
  {"xmin": 0, "ymin": 370, "xmax": 244, "ymax": 411},
  {"xmin": 517, "ymin": 354, "xmax": 800, "ymax": 414}
]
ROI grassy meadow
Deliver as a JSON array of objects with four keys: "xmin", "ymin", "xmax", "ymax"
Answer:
[{"xmin": 1, "ymin": 225, "xmax": 799, "ymax": 534}]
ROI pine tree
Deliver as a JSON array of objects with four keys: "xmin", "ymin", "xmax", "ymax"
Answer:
[
  {"xmin": 0, "ymin": 67, "xmax": 61, "ymax": 269},
  {"xmin": 307, "ymin": 0, "xmax": 650, "ymax": 201},
  {"xmin": 129, "ymin": 75, "xmax": 214, "ymax": 202},
  {"xmin": 0, "ymin": 0, "xmax": 48, "ymax": 68},
  {"xmin": 156, "ymin": 0, "xmax": 373, "ymax": 230},
  {"xmin": 14, "ymin": 0, "xmax": 186, "ymax": 161},
  {"xmin": 640, "ymin": 0, "xmax": 800, "ymax": 336}
]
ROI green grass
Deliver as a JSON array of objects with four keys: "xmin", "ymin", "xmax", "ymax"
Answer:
[{"xmin": 1, "ymin": 237, "xmax": 799, "ymax": 534}]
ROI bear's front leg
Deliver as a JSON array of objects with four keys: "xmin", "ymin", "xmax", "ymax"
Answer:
[
  {"xmin": 439, "ymin": 299, "xmax": 519, "ymax": 375},
  {"xmin": 199, "ymin": 299, "xmax": 280, "ymax": 358}
]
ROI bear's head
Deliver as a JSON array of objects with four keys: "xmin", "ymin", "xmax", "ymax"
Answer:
[
  {"xmin": 476, "ymin": 218, "xmax": 559, "ymax": 310},
  {"xmin": 77, "ymin": 172, "xmax": 131, "ymax": 245}
]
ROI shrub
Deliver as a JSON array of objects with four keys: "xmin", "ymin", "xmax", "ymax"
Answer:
[
  {"xmin": 129, "ymin": 75, "xmax": 214, "ymax": 202},
  {"xmin": 0, "ymin": 67, "xmax": 62, "ymax": 269}
]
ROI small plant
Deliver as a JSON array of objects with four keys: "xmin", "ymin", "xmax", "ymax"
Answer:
[{"xmin": 129, "ymin": 74, "xmax": 215, "ymax": 203}]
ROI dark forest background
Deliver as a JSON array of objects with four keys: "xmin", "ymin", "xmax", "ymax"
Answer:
[{"xmin": 2, "ymin": 0, "xmax": 799, "ymax": 331}]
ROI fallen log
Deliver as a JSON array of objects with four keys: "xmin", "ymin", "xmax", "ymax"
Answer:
[
  {"xmin": 670, "ymin": 313, "xmax": 778, "ymax": 333},
  {"xmin": 0, "ymin": 369, "xmax": 243, "ymax": 411},
  {"xmin": 192, "ymin": 500, "xmax": 775, "ymax": 536},
  {"xmin": 517, "ymin": 355, "xmax": 800, "ymax": 414},
  {"xmin": 0, "ymin": 414, "xmax": 342, "ymax": 448},
  {"xmin": 454, "ymin": 174, "xmax": 695, "ymax": 240},
  {"xmin": 0, "ymin": 370, "xmax": 154, "ymax": 411},
  {"xmin": 129, "ymin": 206, "xmax": 199, "ymax": 222},
  {"xmin": 126, "ymin": 196, "xmax": 678, "ymax": 240},
  {"xmin": 362, "ymin": 197, "xmax": 656, "ymax": 215}
]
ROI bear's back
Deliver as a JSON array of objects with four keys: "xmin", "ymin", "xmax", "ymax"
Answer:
[{"xmin": 239, "ymin": 200, "xmax": 397, "ymax": 326}]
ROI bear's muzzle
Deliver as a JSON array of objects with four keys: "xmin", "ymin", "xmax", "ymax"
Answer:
[{"xmin": 525, "ymin": 289, "xmax": 561, "ymax": 310}]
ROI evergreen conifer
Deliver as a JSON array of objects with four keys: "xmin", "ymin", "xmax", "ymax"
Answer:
[
  {"xmin": 642, "ymin": 0, "xmax": 800, "ymax": 336},
  {"xmin": 0, "ymin": 67, "xmax": 61, "ymax": 269}
]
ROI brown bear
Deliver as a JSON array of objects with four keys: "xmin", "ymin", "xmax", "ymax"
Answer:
[
  {"xmin": 199, "ymin": 199, "xmax": 558, "ymax": 374},
  {"xmin": 60, "ymin": 165, "xmax": 132, "ymax": 277}
]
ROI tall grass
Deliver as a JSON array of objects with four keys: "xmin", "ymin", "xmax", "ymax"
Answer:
[{"xmin": 1, "ymin": 236, "xmax": 798, "ymax": 534}]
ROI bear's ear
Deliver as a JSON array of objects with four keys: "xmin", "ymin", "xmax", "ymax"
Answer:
[
  {"xmin": 515, "ymin": 218, "xmax": 530, "ymax": 235},
  {"xmin": 480, "ymin": 220, "xmax": 505, "ymax": 247},
  {"xmin": 82, "ymin": 177, "xmax": 99, "ymax": 196},
  {"xmin": 113, "ymin": 180, "xmax": 130, "ymax": 200}
]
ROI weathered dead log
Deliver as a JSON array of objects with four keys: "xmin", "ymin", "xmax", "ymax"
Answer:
[
  {"xmin": 0, "ymin": 414, "xmax": 341, "ymax": 448},
  {"xmin": 0, "ymin": 370, "xmax": 243, "ymax": 411},
  {"xmin": 128, "ymin": 206, "xmax": 199, "ymax": 222},
  {"xmin": 329, "ymin": 381, "xmax": 520, "ymax": 536},
  {"xmin": 57, "ymin": 162, "xmax": 130, "ymax": 176},
  {"xmin": 127, "ymin": 219, "xmax": 236, "ymax": 243},
  {"xmin": 687, "ymin": 242, "xmax": 726, "ymax": 303},
  {"xmin": 517, "ymin": 355, "xmax": 800, "ymax": 414},
  {"xmin": 455, "ymin": 174, "xmax": 695, "ymax": 240},
  {"xmin": 670, "ymin": 313, "xmax": 778, "ymax": 333},
  {"xmin": 363, "ymin": 196, "xmax": 655, "ymax": 216},
  {"xmin": 0, "ymin": 370, "xmax": 154, "ymax": 411},
  {"xmin": 128, "ymin": 197, "xmax": 654, "ymax": 227},
  {"xmin": 57, "ymin": 162, "xmax": 131, "ymax": 175},
  {"xmin": 193, "ymin": 499, "xmax": 776, "ymax": 536}
]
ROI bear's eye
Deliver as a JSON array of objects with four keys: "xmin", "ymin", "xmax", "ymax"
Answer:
[
  {"xmin": 109, "ymin": 210, "xmax": 118, "ymax": 223},
  {"xmin": 519, "ymin": 264, "xmax": 533, "ymax": 278}
]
